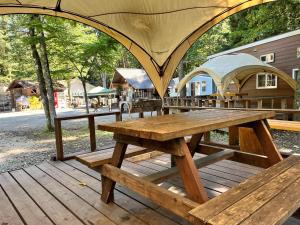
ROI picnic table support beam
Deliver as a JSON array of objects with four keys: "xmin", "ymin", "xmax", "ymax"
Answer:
[
  {"xmin": 101, "ymin": 142, "xmax": 128, "ymax": 203},
  {"xmin": 251, "ymin": 120, "xmax": 283, "ymax": 165},
  {"xmin": 173, "ymin": 138, "xmax": 209, "ymax": 204},
  {"xmin": 229, "ymin": 126, "xmax": 239, "ymax": 146}
]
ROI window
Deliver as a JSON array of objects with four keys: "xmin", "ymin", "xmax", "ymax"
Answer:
[
  {"xmin": 195, "ymin": 82, "xmax": 201, "ymax": 96},
  {"xmin": 297, "ymin": 47, "xmax": 300, "ymax": 59},
  {"xmin": 256, "ymin": 73, "xmax": 277, "ymax": 89},
  {"xmin": 260, "ymin": 53, "xmax": 275, "ymax": 63},
  {"xmin": 191, "ymin": 82, "xmax": 195, "ymax": 97},
  {"xmin": 201, "ymin": 81, "xmax": 207, "ymax": 93},
  {"xmin": 293, "ymin": 68, "xmax": 299, "ymax": 81}
]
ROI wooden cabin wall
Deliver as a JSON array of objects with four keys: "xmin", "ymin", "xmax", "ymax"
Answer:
[
  {"xmin": 236, "ymin": 35, "xmax": 300, "ymax": 77},
  {"xmin": 240, "ymin": 75, "xmax": 294, "ymax": 108}
]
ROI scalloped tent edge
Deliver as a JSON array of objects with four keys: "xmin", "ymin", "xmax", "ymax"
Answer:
[{"xmin": 0, "ymin": 0, "xmax": 274, "ymax": 97}]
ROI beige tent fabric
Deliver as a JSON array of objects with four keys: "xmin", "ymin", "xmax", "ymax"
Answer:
[
  {"xmin": 176, "ymin": 53, "xmax": 297, "ymax": 95},
  {"xmin": 0, "ymin": 0, "xmax": 274, "ymax": 97}
]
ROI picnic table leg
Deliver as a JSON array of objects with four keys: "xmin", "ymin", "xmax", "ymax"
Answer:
[
  {"xmin": 229, "ymin": 126, "xmax": 239, "ymax": 146},
  {"xmin": 251, "ymin": 120, "xmax": 283, "ymax": 166},
  {"xmin": 88, "ymin": 116, "xmax": 96, "ymax": 152},
  {"xmin": 188, "ymin": 133, "xmax": 203, "ymax": 156},
  {"xmin": 173, "ymin": 138, "xmax": 208, "ymax": 204},
  {"xmin": 101, "ymin": 142, "xmax": 128, "ymax": 203},
  {"xmin": 54, "ymin": 119, "xmax": 64, "ymax": 160}
]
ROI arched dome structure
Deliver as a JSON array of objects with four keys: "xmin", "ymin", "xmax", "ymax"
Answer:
[
  {"xmin": 0, "ymin": 0, "xmax": 274, "ymax": 97},
  {"xmin": 176, "ymin": 53, "xmax": 297, "ymax": 95}
]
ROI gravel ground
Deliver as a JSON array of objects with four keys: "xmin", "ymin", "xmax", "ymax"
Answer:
[
  {"xmin": 0, "ymin": 109, "xmax": 299, "ymax": 173},
  {"xmin": 0, "ymin": 108, "xmax": 153, "ymax": 173}
]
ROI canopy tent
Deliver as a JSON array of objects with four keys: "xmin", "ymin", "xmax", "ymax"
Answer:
[
  {"xmin": 113, "ymin": 68, "xmax": 154, "ymax": 90},
  {"xmin": 88, "ymin": 86, "xmax": 115, "ymax": 97},
  {"xmin": 0, "ymin": 0, "xmax": 273, "ymax": 97},
  {"xmin": 176, "ymin": 53, "xmax": 297, "ymax": 95}
]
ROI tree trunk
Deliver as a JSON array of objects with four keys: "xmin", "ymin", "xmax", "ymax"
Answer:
[
  {"xmin": 102, "ymin": 73, "xmax": 107, "ymax": 88},
  {"xmin": 81, "ymin": 79, "xmax": 90, "ymax": 113},
  {"xmin": 29, "ymin": 15, "xmax": 53, "ymax": 131},
  {"xmin": 67, "ymin": 79, "xmax": 72, "ymax": 107},
  {"xmin": 37, "ymin": 15, "xmax": 57, "ymax": 127},
  {"xmin": 178, "ymin": 59, "xmax": 186, "ymax": 97}
]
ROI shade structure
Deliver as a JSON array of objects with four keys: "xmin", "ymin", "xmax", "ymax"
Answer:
[
  {"xmin": 0, "ymin": 0, "xmax": 274, "ymax": 97},
  {"xmin": 176, "ymin": 53, "xmax": 297, "ymax": 94},
  {"xmin": 88, "ymin": 86, "xmax": 115, "ymax": 97},
  {"xmin": 113, "ymin": 68, "xmax": 154, "ymax": 89}
]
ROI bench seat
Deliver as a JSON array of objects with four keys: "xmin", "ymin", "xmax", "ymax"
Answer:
[
  {"xmin": 76, "ymin": 146, "xmax": 155, "ymax": 168},
  {"xmin": 189, "ymin": 155, "xmax": 300, "ymax": 225},
  {"xmin": 268, "ymin": 119, "xmax": 300, "ymax": 132}
]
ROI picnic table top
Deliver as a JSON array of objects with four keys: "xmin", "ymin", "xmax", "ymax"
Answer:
[{"xmin": 98, "ymin": 109, "xmax": 275, "ymax": 141}]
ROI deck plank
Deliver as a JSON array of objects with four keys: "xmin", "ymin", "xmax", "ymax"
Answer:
[
  {"xmin": 49, "ymin": 160, "xmax": 179, "ymax": 225},
  {"xmin": 1, "ymin": 148, "xmax": 299, "ymax": 225},
  {"xmin": 10, "ymin": 169, "xmax": 85, "ymax": 225},
  {"xmin": 37, "ymin": 162, "xmax": 148, "ymax": 225},
  {"xmin": 0, "ymin": 172, "xmax": 53, "ymax": 225},
  {"xmin": 0, "ymin": 184, "xmax": 24, "ymax": 225},
  {"xmin": 24, "ymin": 166, "xmax": 116, "ymax": 225},
  {"xmin": 65, "ymin": 159, "xmax": 192, "ymax": 225}
]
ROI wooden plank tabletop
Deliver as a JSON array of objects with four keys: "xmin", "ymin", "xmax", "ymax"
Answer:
[{"xmin": 98, "ymin": 109, "xmax": 275, "ymax": 141}]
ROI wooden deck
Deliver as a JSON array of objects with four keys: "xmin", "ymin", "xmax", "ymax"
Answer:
[{"xmin": 1, "ymin": 146, "xmax": 299, "ymax": 225}]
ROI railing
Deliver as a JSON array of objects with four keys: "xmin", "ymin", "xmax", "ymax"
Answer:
[
  {"xmin": 54, "ymin": 110, "xmax": 122, "ymax": 161},
  {"xmin": 164, "ymin": 96, "xmax": 299, "ymax": 120}
]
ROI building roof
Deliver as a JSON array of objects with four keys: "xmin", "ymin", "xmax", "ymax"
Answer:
[
  {"xmin": 0, "ymin": 1, "xmax": 270, "ymax": 97},
  {"xmin": 177, "ymin": 53, "xmax": 297, "ymax": 94},
  {"xmin": 208, "ymin": 29, "xmax": 300, "ymax": 59},
  {"xmin": 7, "ymin": 80, "xmax": 37, "ymax": 91},
  {"xmin": 113, "ymin": 68, "xmax": 154, "ymax": 90}
]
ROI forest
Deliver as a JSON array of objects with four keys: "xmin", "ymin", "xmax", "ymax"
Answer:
[{"xmin": 0, "ymin": 0, "xmax": 299, "ymax": 130}]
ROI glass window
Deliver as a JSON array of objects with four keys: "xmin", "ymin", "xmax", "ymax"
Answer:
[
  {"xmin": 297, "ymin": 47, "xmax": 300, "ymax": 59},
  {"xmin": 195, "ymin": 82, "xmax": 201, "ymax": 96},
  {"xmin": 257, "ymin": 74, "xmax": 266, "ymax": 87},
  {"xmin": 293, "ymin": 69, "xmax": 299, "ymax": 81},
  {"xmin": 201, "ymin": 81, "xmax": 207, "ymax": 93},
  {"xmin": 256, "ymin": 73, "xmax": 277, "ymax": 89}
]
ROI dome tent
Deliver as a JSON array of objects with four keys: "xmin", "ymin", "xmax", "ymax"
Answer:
[{"xmin": 176, "ymin": 53, "xmax": 297, "ymax": 95}]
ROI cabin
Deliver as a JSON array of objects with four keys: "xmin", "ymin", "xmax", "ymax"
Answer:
[
  {"xmin": 111, "ymin": 68, "xmax": 155, "ymax": 100},
  {"xmin": 63, "ymin": 78, "xmax": 95, "ymax": 107},
  {"xmin": 169, "ymin": 76, "xmax": 216, "ymax": 97},
  {"xmin": 7, "ymin": 79, "xmax": 66, "ymax": 110},
  {"xmin": 207, "ymin": 29, "xmax": 300, "ymax": 107}
]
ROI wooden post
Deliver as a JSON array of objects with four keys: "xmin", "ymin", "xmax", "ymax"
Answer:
[
  {"xmin": 163, "ymin": 107, "xmax": 170, "ymax": 115},
  {"xmin": 228, "ymin": 126, "xmax": 239, "ymax": 146},
  {"xmin": 228, "ymin": 100, "xmax": 234, "ymax": 108},
  {"xmin": 139, "ymin": 112, "xmax": 144, "ymax": 118},
  {"xmin": 257, "ymin": 99, "xmax": 263, "ymax": 109},
  {"xmin": 54, "ymin": 118, "xmax": 63, "ymax": 160},
  {"xmin": 115, "ymin": 112, "xmax": 122, "ymax": 121},
  {"xmin": 101, "ymin": 142, "xmax": 128, "ymax": 203},
  {"xmin": 220, "ymin": 100, "xmax": 225, "ymax": 108},
  {"xmin": 173, "ymin": 138, "xmax": 208, "ymax": 203},
  {"xmin": 88, "ymin": 116, "xmax": 96, "ymax": 152}
]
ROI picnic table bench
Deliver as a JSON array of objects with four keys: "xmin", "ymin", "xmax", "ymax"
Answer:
[{"xmin": 76, "ymin": 109, "xmax": 300, "ymax": 224}]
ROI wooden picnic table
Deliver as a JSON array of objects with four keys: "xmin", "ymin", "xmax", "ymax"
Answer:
[{"xmin": 96, "ymin": 109, "xmax": 283, "ymax": 222}]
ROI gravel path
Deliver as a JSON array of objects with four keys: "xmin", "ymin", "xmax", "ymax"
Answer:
[
  {"xmin": 0, "ymin": 108, "xmax": 153, "ymax": 173},
  {"xmin": 0, "ymin": 109, "xmax": 299, "ymax": 173}
]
